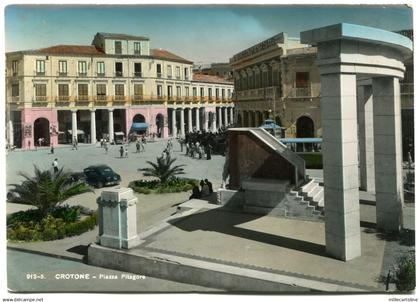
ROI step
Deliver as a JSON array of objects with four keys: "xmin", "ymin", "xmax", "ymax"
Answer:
[
  {"xmin": 313, "ymin": 188, "xmax": 324, "ymax": 202},
  {"xmin": 317, "ymin": 198, "xmax": 324, "ymax": 208},
  {"xmin": 300, "ymin": 179, "xmax": 316, "ymax": 193}
]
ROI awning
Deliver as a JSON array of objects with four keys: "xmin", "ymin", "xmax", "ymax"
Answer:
[
  {"xmin": 131, "ymin": 123, "xmax": 149, "ymax": 130},
  {"xmin": 114, "ymin": 132, "xmax": 125, "ymax": 136},
  {"xmin": 67, "ymin": 130, "xmax": 85, "ymax": 135},
  {"xmin": 279, "ymin": 138, "xmax": 323, "ymax": 144}
]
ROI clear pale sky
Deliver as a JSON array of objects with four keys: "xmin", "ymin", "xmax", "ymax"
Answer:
[{"xmin": 5, "ymin": 4, "xmax": 413, "ymax": 64}]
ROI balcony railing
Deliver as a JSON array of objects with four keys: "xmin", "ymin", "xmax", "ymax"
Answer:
[
  {"xmin": 114, "ymin": 95, "xmax": 126, "ymax": 101},
  {"xmin": 34, "ymin": 96, "xmax": 48, "ymax": 102},
  {"xmin": 97, "ymin": 72, "xmax": 105, "ymax": 77},
  {"xmin": 9, "ymin": 96, "xmax": 20, "ymax": 103},
  {"xmin": 56, "ymin": 95, "xmax": 70, "ymax": 102},
  {"xmin": 58, "ymin": 72, "xmax": 68, "ymax": 77},
  {"xmin": 36, "ymin": 71, "xmax": 45, "ymax": 76},
  {"xmin": 95, "ymin": 95, "xmax": 107, "ymax": 101},
  {"xmin": 292, "ymin": 86, "xmax": 312, "ymax": 97},
  {"xmin": 76, "ymin": 95, "xmax": 89, "ymax": 102},
  {"xmin": 78, "ymin": 72, "xmax": 87, "ymax": 77},
  {"xmin": 134, "ymin": 72, "xmax": 142, "ymax": 77},
  {"xmin": 133, "ymin": 95, "xmax": 143, "ymax": 101}
]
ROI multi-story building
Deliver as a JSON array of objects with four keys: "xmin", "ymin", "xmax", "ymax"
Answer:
[
  {"xmin": 230, "ymin": 32, "xmax": 320, "ymax": 138},
  {"xmin": 6, "ymin": 32, "xmax": 234, "ymax": 149},
  {"xmin": 231, "ymin": 31, "xmax": 413, "ymax": 159},
  {"xmin": 195, "ymin": 63, "xmax": 233, "ymax": 80}
]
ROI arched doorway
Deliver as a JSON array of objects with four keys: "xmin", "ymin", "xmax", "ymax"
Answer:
[
  {"xmin": 296, "ymin": 116, "xmax": 314, "ymax": 138},
  {"xmin": 34, "ymin": 118, "xmax": 50, "ymax": 146},
  {"xmin": 133, "ymin": 114, "xmax": 146, "ymax": 123},
  {"xmin": 156, "ymin": 114, "xmax": 164, "ymax": 138}
]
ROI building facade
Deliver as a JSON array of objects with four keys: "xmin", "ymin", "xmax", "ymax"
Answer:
[
  {"xmin": 230, "ymin": 33, "xmax": 321, "ymax": 139},
  {"xmin": 231, "ymin": 31, "xmax": 414, "ymax": 160},
  {"xmin": 6, "ymin": 33, "xmax": 234, "ymax": 149}
]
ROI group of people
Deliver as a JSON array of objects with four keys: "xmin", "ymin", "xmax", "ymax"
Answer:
[
  {"xmin": 135, "ymin": 137, "xmax": 147, "ymax": 153},
  {"xmin": 189, "ymin": 179, "xmax": 214, "ymax": 200},
  {"xmin": 182, "ymin": 141, "xmax": 212, "ymax": 160}
]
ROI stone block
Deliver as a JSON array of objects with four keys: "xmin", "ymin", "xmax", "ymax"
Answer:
[
  {"xmin": 373, "ymin": 115, "xmax": 398, "ymax": 135},
  {"xmin": 325, "ymin": 209, "xmax": 361, "ymax": 238},
  {"xmin": 376, "ymin": 210, "xmax": 402, "ymax": 232},
  {"xmin": 374, "ymin": 135, "xmax": 399, "ymax": 155},
  {"xmin": 323, "ymin": 187, "xmax": 359, "ymax": 214},
  {"xmin": 325, "ymin": 231, "xmax": 361, "ymax": 261},
  {"xmin": 217, "ymin": 189, "xmax": 244, "ymax": 207},
  {"xmin": 376, "ymin": 192, "xmax": 403, "ymax": 211},
  {"xmin": 97, "ymin": 188, "xmax": 140, "ymax": 249}
]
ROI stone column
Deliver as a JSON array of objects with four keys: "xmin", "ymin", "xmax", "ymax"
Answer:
[
  {"xmin": 321, "ymin": 73, "xmax": 361, "ymax": 261},
  {"xmin": 187, "ymin": 107, "xmax": 193, "ymax": 133},
  {"xmin": 203, "ymin": 110, "xmax": 208, "ymax": 132},
  {"xmin": 195, "ymin": 108, "xmax": 200, "ymax": 131},
  {"xmin": 372, "ymin": 77, "xmax": 403, "ymax": 232},
  {"xmin": 89, "ymin": 110, "xmax": 96, "ymax": 144},
  {"xmin": 8, "ymin": 119, "xmax": 14, "ymax": 147},
  {"xmin": 223, "ymin": 107, "xmax": 228, "ymax": 126},
  {"xmin": 230, "ymin": 107, "xmax": 234, "ymax": 125},
  {"xmin": 71, "ymin": 110, "xmax": 78, "ymax": 143},
  {"xmin": 357, "ymin": 85, "xmax": 375, "ymax": 192},
  {"xmin": 180, "ymin": 108, "xmax": 185, "ymax": 137},
  {"xmin": 171, "ymin": 108, "xmax": 177, "ymax": 137},
  {"xmin": 108, "ymin": 109, "xmax": 114, "ymax": 143},
  {"xmin": 218, "ymin": 107, "xmax": 223, "ymax": 129},
  {"xmin": 211, "ymin": 112, "xmax": 217, "ymax": 132}
]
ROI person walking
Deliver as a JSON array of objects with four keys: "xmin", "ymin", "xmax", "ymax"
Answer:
[
  {"xmin": 124, "ymin": 147, "xmax": 129, "ymax": 158},
  {"xmin": 104, "ymin": 141, "xmax": 108, "ymax": 154},
  {"xmin": 50, "ymin": 144, "xmax": 54, "ymax": 154},
  {"xmin": 52, "ymin": 158, "xmax": 59, "ymax": 174},
  {"xmin": 136, "ymin": 141, "xmax": 140, "ymax": 153},
  {"xmin": 119, "ymin": 146, "xmax": 124, "ymax": 158}
]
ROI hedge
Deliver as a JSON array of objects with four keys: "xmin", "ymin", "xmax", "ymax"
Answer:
[{"xmin": 130, "ymin": 178, "xmax": 198, "ymax": 194}]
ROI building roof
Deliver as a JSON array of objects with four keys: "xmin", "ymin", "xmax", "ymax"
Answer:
[
  {"xmin": 33, "ymin": 45, "xmax": 105, "ymax": 56},
  {"xmin": 192, "ymin": 73, "xmax": 233, "ymax": 85},
  {"xmin": 150, "ymin": 48, "xmax": 193, "ymax": 64},
  {"xmin": 96, "ymin": 32, "xmax": 149, "ymax": 41}
]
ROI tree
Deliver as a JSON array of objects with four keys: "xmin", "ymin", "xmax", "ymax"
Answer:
[
  {"xmin": 141, "ymin": 156, "xmax": 186, "ymax": 184},
  {"xmin": 8, "ymin": 166, "xmax": 92, "ymax": 218}
]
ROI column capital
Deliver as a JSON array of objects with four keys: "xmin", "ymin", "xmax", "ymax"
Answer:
[
  {"xmin": 71, "ymin": 109, "xmax": 78, "ymax": 113},
  {"xmin": 90, "ymin": 109, "xmax": 96, "ymax": 113},
  {"xmin": 108, "ymin": 108, "xmax": 114, "ymax": 112}
]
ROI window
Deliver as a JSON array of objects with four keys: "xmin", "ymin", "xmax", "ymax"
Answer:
[
  {"xmin": 200, "ymin": 87, "xmax": 204, "ymax": 99},
  {"xmin": 208, "ymin": 88, "xmax": 212, "ymax": 99},
  {"xmin": 133, "ymin": 84, "xmax": 143, "ymax": 100},
  {"xmin": 97, "ymin": 62, "xmax": 105, "ymax": 76},
  {"xmin": 176, "ymin": 66, "xmax": 180, "ymax": 79},
  {"xmin": 134, "ymin": 63, "xmax": 142, "ymax": 77},
  {"xmin": 78, "ymin": 61, "xmax": 87, "ymax": 76},
  {"xmin": 115, "ymin": 41, "xmax": 122, "ymax": 54},
  {"xmin": 222, "ymin": 89, "xmax": 225, "ymax": 100},
  {"xmin": 167, "ymin": 65, "xmax": 172, "ymax": 78},
  {"xmin": 156, "ymin": 64, "xmax": 162, "ymax": 78},
  {"xmin": 176, "ymin": 86, "xmax": 181, "ymax": 99},
  {"xmin": 227, "ymin": 89, "xmax": 231, "ymax": 99},
  {"xmin": 167, "ymin": 86, "xmax": 173, "ymax": 98},
  {"xmin": 295, "ymin": 72, "xmax": 310, "ymax": 88},
  {"xmin": 134, "ymin": 42, "xmax": 141, "ymax": 55},
  {"xmin": 35, "ymin": 84, "xmax": 47, "ymax": 101},
  {"xmin": 185, "ymin": 87, "xmax": 189, "ymax": 98},
  {"xmin": 58, "ymin": 84, "xmax": 69, "ymax": 101},
  {"xmin": 78, "ymin": 84, "xmax": 88, "ymax": 101},
  {"xmin": 12, "ymin": 83, "xmax": 19, "ymax": 97},
  {"xmin": 184, "ymin": 67, "xmax": 189, "ymax": 80},
  {"xmin": 12, "ymin": 60, "xmax": 18, "ymax": 76},
  {"xmin": 114, "ymin": 84, "xmax": 125, "ymax": 101},
  {"xmin": 193, "ymin": 87, "xmax": 197, "ymax": 98},
  {"xmin": 96, "ymin": 84, "xmax": 107, "ymax": 101},
  {"xmin": 157, "ymin": 85, "xmax": 163, "ymax": 98},
  {"xmin": 216, "ymin": 88, "xmax": 219, "ymax": 100},
  {"xmin": 115, "ymin": 62, "xmax": 123, "ymax": 77},
  {"xmin": 36, "ymin": 60, "xmax": 45, "ymax": 75},
  {"xmin": 58, "ymin": 61, "xmax": 67, "ymax": 76}
]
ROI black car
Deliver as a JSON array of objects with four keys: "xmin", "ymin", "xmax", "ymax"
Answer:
[{"xmin": 83, "ymin": 165, "xmax": 121, "ymax": 188}]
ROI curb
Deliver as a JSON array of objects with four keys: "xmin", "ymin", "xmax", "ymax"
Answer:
[{"xmin": 7, "ymin": 245, "xmax": 85, "ymax": 263}]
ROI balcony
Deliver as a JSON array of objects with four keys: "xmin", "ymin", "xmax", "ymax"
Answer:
[
  {"xmin": 113, "ymin": 95, "xmax": 126, "ymax": 104},
  {"xmin": 36, "ymin": 71, "xmax": 45, "ymax": 76},
  {"xmin": 132, "ymin": 95, "xmax": 143, "ymax": 105},
  {"xmin": 33, "ymin": 96, "xmax": 48, "ymax": 107},
  {"xmin": 78, "ymin": 72, "xmax": 87, "ymax": 77},
  {"xmin": 292, "ymin": 86, "xmax": 311, "ymax": 97},
  {"xmin": 56, "ymin": 95, "xmax": 70, "ymax": 105},
  {"xmin": 97, "ymin": 72, "xmax": 106, "ymax": 77},
  {"xmin": 235, "ymin": 87, "xmax": 281, "ymax": 101},
  {"xmin": 58, "ymin": 72, "xmax": 68, "ymax": 77},
  {"xmin": 75, "ymin": 95, "xmax": 90, "ymax": 105},
  {"xmin": 134, "ymin": 72, "xmax": 142, "ymax": 77},
  {"xmin": 115, "ymin": 71, "xmax": 123, "ymax": 77},
  {"xmin": 94, "ymin": 95, "xmax": 108, "ymax": 104},
  {"xmin": 157, "ymin": 73, "xmax": 162, "ymax": 78},
  {"xmin": 8, "ymin": 96, "xmax": 20, "ymax": 103}
]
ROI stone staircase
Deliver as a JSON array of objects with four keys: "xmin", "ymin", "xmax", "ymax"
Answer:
[{"xmin": 241, "ymin": 177, "xmax": 324, "ymax": 220}]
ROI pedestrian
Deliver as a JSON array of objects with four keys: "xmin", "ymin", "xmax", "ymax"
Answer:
[
  {"xmin": 75, "ymin": 137, "xmax": 78, "ymax": 150},
  {"xmin": 136, "ymin": 141, "xmax": 140, "ymax": 153},
  {"xmin": 200, "ymin": 179, "xmax": 210, "ymax": 197},
  {"xmin": 52, "ymin": 158, "xmax": 59, "ymax": 174},
  {"xmin": 119, "ymin": 146, "xmax": 124, "ymax": 157},
  {"xmin": 104, "ymin": 141, "xmax": 108, "ymax": 154},
  {"xmin": 206, "ymin": 145, "xmax": 212, "ymax": 160},
  {"xmin": 205, "ymin": 179, "xmax": 213, "ymax": 194},
  {"xmin": 50, "ymin": 144, "xmax": 54, "ymax": 154},
  {"xmin": 124, "ymin": 147, "xmax": 128, "ymax": 158},
  {"xmin": 140, "ymin": 140, "xmax": 145, "ymax": 152},
  {"xmin": 189, "ymin": 185, "xmax": 201, "ymax": 200},
  {"xmin": 28, "ymin": 141, "xmax": 31, "ymax": 150}
]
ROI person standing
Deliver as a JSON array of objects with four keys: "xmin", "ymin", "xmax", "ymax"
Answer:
[
  {"xmin": 205, "ymin": 179, "xmax": 213, "ymax": 194},
  {"xmin": 50, "ymin": 144, "xmax": 54, "ymax": 154},
  {"xmin": 124, "ymin": 147, "xmax": 128, "ymax": 158},
  {"xmin": 136, "ymin": 141, "xmax": 140, "ymax": 153},
  {"xmin": 119, "ymin": 146, "xmax": 124, "ymax": 158},
  {"xmin": 52, "ymin": 158, "xmax": 59, "ymax": 174}
]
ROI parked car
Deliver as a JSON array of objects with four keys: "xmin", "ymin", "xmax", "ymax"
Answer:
[{"xmin": 83, "ymin": 165, "xmax": 121, "ymax": 188}]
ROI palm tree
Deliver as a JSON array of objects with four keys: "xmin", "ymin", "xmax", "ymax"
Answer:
[
  {"xmin": 141, "ymin": 156, "xmax": 186, "ymax": 184},
  {"xmin": 8, "ymin": 166, "xmax": 92, "ymax": 218}
]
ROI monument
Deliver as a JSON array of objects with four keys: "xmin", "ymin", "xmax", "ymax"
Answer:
[{"xmin": 301, "ymin": 23, "xmax": 413, "ymax": 260}]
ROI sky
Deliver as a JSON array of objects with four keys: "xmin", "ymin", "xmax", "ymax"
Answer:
[{"xmin": 4, "ymin": 4, "xmax": 413, "ymax": 64}]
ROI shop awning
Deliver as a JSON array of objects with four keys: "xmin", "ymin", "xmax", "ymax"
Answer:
[{"xmin": 131, "ymin": 123, "xmax": 149, "ymax": 130}]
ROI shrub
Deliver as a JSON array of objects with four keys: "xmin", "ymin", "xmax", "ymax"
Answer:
[
  {"xmin": 7, "ymin": 211, "xmax": 98, "ymax": 242},
  {"xmin": 395, "ymin": 252, "xmax": 416, "ymax": 292},
  {"xmin": 130, "ymin": 178, "xmax": 198, "ymax": 194}
]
